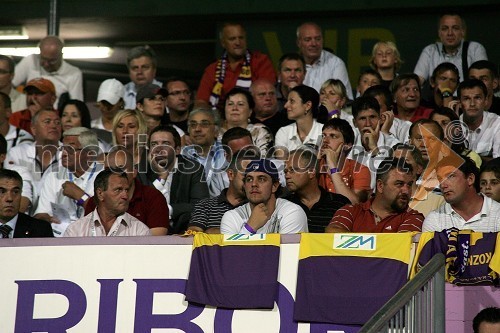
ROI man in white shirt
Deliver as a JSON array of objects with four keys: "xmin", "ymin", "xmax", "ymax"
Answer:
[
  {"xmin": 34, "ymin": 127, "xmax": 102, "ymax": 236},
  {"xmin": 0, "ymin": 55, "xmax": 26, "ymax": 112},
  {"xmin": 414, "ymin": 13, "xmax": 488, "ymax": 86},
  {"xmin": 221, "ymin": 159, "xmax": 308, "ymax": 234},
  {"xmin": 423, "ymin": 156, "xmax": 500, "ymax": 232},
  {"xmin": 459, "ymin": 79, "xmax": 500, "ymax": 162},
  {"xmin": 296, "ymin": 22, "xmax": 353, "ymax": 99},
  {"xmin": 0, "ymin": 92, "xmax": 33, "ymax": 150},
  {"xmin": 123, "ymin": 46, "xmax": 161, "ymax": 109},
  {"xmin": 64, "ymin": 169, "xmax": 150, "ymax": 237},
  {"xmin": 12, "ymin": 36, "xmax": 83, "ymax": 102}
]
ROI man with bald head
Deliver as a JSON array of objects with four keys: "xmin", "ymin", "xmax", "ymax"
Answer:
[
  {"xmin": 195, "ymin": 23, "xmax": 276, "ymax": 110},
  {"xmin": 13, "ymin": 36, "xmax": 83, "ymax": 102},
  {"xmin": 250, "ymin": 79, "xmax": 292, "ymax": 136},
  {"xmin": 296, "ymin": 22, "xmax": 353, "ymax": 99}
]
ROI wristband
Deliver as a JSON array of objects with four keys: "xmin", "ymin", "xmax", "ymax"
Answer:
[
  {"xmin": 244, "ymin": 223, "xmax": 257, "ymax": 234},
  {"xmin": 77, "ymin": 193, "xmax": 90, "ymax": 206},
  {"xmin": 328, "ymin": 109, "xmax": 340, "ymax": 119},
  {"xmin": 329, "ymin": 167, "xmax": 338, "ymax": 175}
]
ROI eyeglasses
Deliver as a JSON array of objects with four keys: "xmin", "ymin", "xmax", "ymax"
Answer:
[
  {"xmin": 168, "ymin": 90, "xmax": 191, "ymax": 97},
  {"xmin": 188, "ymin": 121, "xmax": 214, "ymax": 129}
]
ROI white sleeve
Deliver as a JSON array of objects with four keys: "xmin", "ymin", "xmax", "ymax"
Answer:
[
  {"xmin": 279, "ymin": 203, "xmax": 308, "ymax": 233},
  {"xmin": 274, "ymin": 128, "xmax": 287, "ymax": 150},
  {"xmin": 68, "ymin": 69, "xmax": 84, "ymax": 101},
  {"xmin": 12, "ymin": 55, "xmax": 33, "ymax": 87},
  {"xmin": 422, "ymin": 211, "xmax": 441, "ymax": 232},
  {"xmin": 414, "ymin": 45, "xmax": 433, "ymax": 81},
  {"xmin": 220, "ymin": 210, "xmax": 248, "ymax": 234},
  {"xmin": 33, "ymin": 173, "xmax": 60, "ymax": 216}
]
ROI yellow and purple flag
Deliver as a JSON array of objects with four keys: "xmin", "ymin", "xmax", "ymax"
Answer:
[
  {"xmin": 294, "ymin": 233, "xmax": 412, "ymax": 325},
  {"xmin": 185, "ymin": 233, "xmax": 280, "ymax": 309}
]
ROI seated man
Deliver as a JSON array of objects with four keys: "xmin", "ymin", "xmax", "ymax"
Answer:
[
  {"xmin": 137, "ymin": 125, "xmax": 209, "ymax": 234},
  {"xmin": 188, "ymin": 148, "xmax": 257, "ymax": 233},
  {"xmin": 0, "ymin": 92, "xmax": 33, "ymax": 150},
  {"xmin": 181, "ymin": 108, "xmax": 228, "ymax": 197},
  {"xmin": 64, "ymin": 169, "xmax": 150, "ymax": 237},
  {"xmin": 85, "ymin": 149, "xmax": 169, "ymax": 236},
  {"xmin": 469, "ymin": 60, "xmax": 500, "ymax": 116},
  {"xmin": 458, "ymin": 79, "xmax": 500, "ymax": 162},
  {"xmin": 423, "ymin": 156, "xmax": 500, "ymax": 232},
  {"xmin": 220, "ymin": 159, "xmax": 308, "ymax": 234},
  {"xmin": 284, "ymin": 148, "xmax": 350, "ymax": 232},
  {"xmin": 479, "ymin": 162, "xmax": 500, "ymax": 202},
  {"xmin": 0, "ymin": 169, "xmax": 53, "ymax": 238},
  {"xmin": 34, "ymin": 127, "xmax": 102, "ymax": 236},
  {"xmin": 326, "ymin": 157, "xmax": 424, "ymax": 233},
  {"xmin": 276, "ymin": 53, "xmax": 306, "ymax": 111},
  {"xmin": 318, "ymin": 118, "xmax": 371, "ymax": 204}
]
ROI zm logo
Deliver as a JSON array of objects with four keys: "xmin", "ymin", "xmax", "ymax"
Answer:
[
  {"xmin": 333, "ymin": 234, "xmax": 377, "ymax": 250},
  {"xmin": 224, "ymin": 234, "xmax": 266, "ymax": 241}
]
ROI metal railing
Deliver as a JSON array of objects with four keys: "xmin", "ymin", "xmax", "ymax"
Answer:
[{"xmin": 359, "ymin": 253, "xmax": 446, "ymax": 333}]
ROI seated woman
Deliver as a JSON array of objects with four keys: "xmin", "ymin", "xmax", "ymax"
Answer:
[
  {"xmin": 60, "ymin": 99, "xmax": 110, "ymax": 152},
  {"xmin": 111, "ymin": 109, "xmax": 148, "ymax": 166},
  {"xmin": 275, "ymin": 85, "xmax": 323, "ymax": 158},
  {"xmin": 370, "ymin": 41, "xmax": 403, "ymax": 89},
  {"xmin": 318, "ymin": 79, "xmax": 353, "ymax": 122},
  {"xmin": 220, "ymin": 88, "xmax": 273, "ymax": 157}
]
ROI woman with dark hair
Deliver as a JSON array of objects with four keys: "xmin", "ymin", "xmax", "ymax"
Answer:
[
  {"xmin": 221, "ymin": 87, "xmax": 273, "ymax": 156},
  {"xmin": 275, "ymin": 85, "xmax": 323, "ymax": 158},
  {"xmin": 430, "ymin": 107, "xmax": 482, "ymax": 168},
  {"xmin": 60, "ymin": 99, "xmax": 110, "ymax": 152}
]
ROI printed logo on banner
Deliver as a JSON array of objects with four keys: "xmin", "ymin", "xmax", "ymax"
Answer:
[
  {"xmin": 224, "ymin": 234, "xmax": 266, "ymax": 242},
  {"xmin": 333, "ymin": 234, "xmax": 377, "ymax": 250}
]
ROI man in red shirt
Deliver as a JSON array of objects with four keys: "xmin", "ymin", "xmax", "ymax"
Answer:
[
  {"xmin": 195, "ymin": 23, "xmax": 276, "ymax": 111},
  {"xmin": 326, "ymin": 157, "xmax": 424, "ymax": 233}
]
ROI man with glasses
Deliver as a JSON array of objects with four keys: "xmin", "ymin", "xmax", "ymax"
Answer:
[
  {"xmin": 182, "ymin": 108, "xmax": 229, "ymax": 197},
  {"xmin": 33, "ymin": 127, "xmax": 102, "ymax": 236},
  {"xmin": 124, "ymin": 45, "xmax": 161, "ymax": 109},
  {"xmin": 0, "ymin": 55, "xmax": 27, "ymax": 112},
  {"xmin": 164, "ymin": 77, "xmax": 192, "ymax": 133},
  {"xmin": 9, "ymin": 78, "xmax": 56, "ymax": 135},
  {"xmin": 12, "ymin": 36, "xmax": 83, "ymax": 103}
]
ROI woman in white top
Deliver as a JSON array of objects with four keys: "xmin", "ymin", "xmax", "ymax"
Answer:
[
  {"xmin": 220, "ymin": 88, "xmax": 273, "ymax": 157},
  {"xmin": 275, "ymin": 85, "xmax": 323, "ymax": 158}
]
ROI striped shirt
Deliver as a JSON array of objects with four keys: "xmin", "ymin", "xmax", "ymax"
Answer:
[
  {"xmin": 285, "ymin": 188, "xmax": 350, "ymax": 233},
  {"xmin": 188, "ymin": 189, "xmax": 245, "ymax": 231},
  {"xmin": 329, "ymin": 198, "xmax": 423, "ymax": 233}
]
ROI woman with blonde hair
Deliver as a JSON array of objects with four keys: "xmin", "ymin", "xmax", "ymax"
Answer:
[
  {"xmin": 370, "ymin": 41, "xmax": 404, "ymax": 88},
  {"xmin": 112, "ymin": 109, "xmax": 148, "ymax": 165},
  {"xmin": 318, "ymin": 79, "xmax": 353, "ymax": 122}
]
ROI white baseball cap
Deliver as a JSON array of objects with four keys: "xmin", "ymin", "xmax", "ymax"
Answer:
[{"xmin": 97, "ymin": 79, "xmax": 125, "ymax": 105}]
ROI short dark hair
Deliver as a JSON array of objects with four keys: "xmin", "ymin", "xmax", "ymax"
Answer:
[
  {"xmin": 458, "ymin": 79, "xmax": 488, "ymax": 99},
  {"xmin": 473, "ymin": 307, "xmax": 500, "ymax": 333},
  {"xmin": 60, "ymin": 99, "xmax": 92, "ymax": 129},
  {"xmin": 438, "ymin": 12, "xmax": 466, "ymax": 29},
  {"xmin": 290, "ymin": 85, "xmax": 319, "ymax": 116},
  {"xmin": 224, "ymin": 87, "xmax": 255, "ymax": 111},
  {"xmin": 0, "ymin": 55, "xmax": 15, "ymax": 73},
  {"xmin": 94, "ymin": 168, "xmax": 128, "ymax": 204},
  {"xmin": 221, "ymin": 126, "xmax": 252, "ymax": 147},
  {"xmin": 278, "ymin": 53, "xmax": 306, "ymax": 72},
  {"xmin": 436, "ymin": 155, "xmax": 480, "ymax": 192},
  {"xmin": 376, "ymin": 157, "xmax": 413, "ymax": 183},
  {"xmin": 352, "ymin": 96, "xmax": 380, "ymax": 119},
  {"xmin": 363, "ymin": 85, "xmax": 392, "ymax": 110},
  {"xmin": 162, "ymin": 76, "xmax": 190, "ymax": 91},
  {"xmin": 409, "ymin": 118, "xmax": 444, "ymax": 141},
  {"xmin": 149, "ymin": 125, "xmax": 181, "ymax": 149},
  {"xmin": 322, "ymin": 118, "xmax": 355, "ymax": 146},
  {"xmin": 357, "ymin": 68, "xmax": 382, "ymax": 84},
  {"xmin": 431, "ymin": 62, "xmax": 460, "ymax": 83},
  {"xmin": 469, "ymin": 60, "xmax": 499, "ymax": 79},
  {"xmin": 0, "ymin": 91, "xmax": 11, "ymax": 109},
  {"xmin": 0, "ymin": 168, "xmax": 23, "ymax": 186},
  {"xmin": 480, "ymin": 163, "xmax": 500, "ymax": 180},
  {"xmin": 127, "ymin": 45, "xmax": 157, "ymax": 68},
  {"xmin": 290, "ymin": 147, "xmax": 320, "ymax": 176}
]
